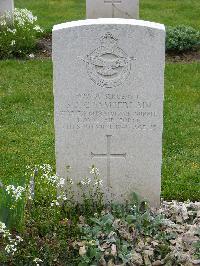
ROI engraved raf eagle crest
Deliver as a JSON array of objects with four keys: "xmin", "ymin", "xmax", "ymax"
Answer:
[{"xmin": 82, "ymin": 33, "xmax": 133, "ymax": 88}]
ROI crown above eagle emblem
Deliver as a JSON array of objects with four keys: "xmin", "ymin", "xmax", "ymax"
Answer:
[{"xmin": 100, "ymin": 32, "xmax": 118, "ymax": 48}]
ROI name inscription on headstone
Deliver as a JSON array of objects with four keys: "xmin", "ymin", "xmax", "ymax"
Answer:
[{"xmin": 59, "ymin": 92, "xmax": 157, "ymax": 131}]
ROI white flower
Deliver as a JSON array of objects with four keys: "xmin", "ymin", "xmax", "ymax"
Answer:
[
  {"xmin": 94, "ymin": 179, "xmax": 103, "ymax": 186},
  {"xmin": 0, "ymin": 20, "xmax": 6, "ymax": 26},
  {"xmin": 50, "ymin": 200, "xmax": 60, "ymax": 207},
  {"xmin": 33, "ymin": 258, "xmax": 43, "ymax": 265},
  {"xmin": 59, "ymin": 178, "xmax": 65, "ymax": 186},
  {"xmin": 5, "ymin": 242, "xmax": 17, "ymax": 255},
  {"xmin": 29, "ymin": 53, "xmax": 34, "ymax": 58},
  {"xmin": 10, "ymin": 40, "xmax": 16, "ymax": 46},
  {"xmin": 49, "ymin": 174, "xmax": 60, "ymax": 185},
  {"xmin": 0, "ymin": 222, "xmax": 11, "ymax": 238},
  {"xmin": 14, "ymin": 8, "xmax": 37, "ymax": 26},
  {"xmin": 69, "ymin": 178, "xmax": 73, "ymax": 185},
  {"xmin": 90, "ymin": 166, "xmax": 100, "ymax": 175},
  {"xmin": 40, "ymin": 165, "xmax": 60, "ymax": 186},
  {"xmin": 16, "ymin": 236, "xmax": 23, "ymax": 242},
  {"xmin": 40, "ymin": 163, "xmax": 52, "ymax": 173},
  {"xmin": 7, "ymin": 28, "xmax": 16, "ymax": 34},
  {"xmin": 80, "ymin": 177, "xmax": 91, "ymax": 186},
  {"xmin": 0, "ymin": 222, "xmax": 6, "ymax": 232},
  {"xmin": 0, "ymin": 221, "xmax": 23, "ymax": 255},
  {"xmin": 57, "ymin": 194, "xmax": 67, "ymax": 201},
  {"xmin": 33, "ymin": 25, "xmax": 43, "ymax": 32},
  {"xmin": 5, "ymin": 185, "xmax": 25, "ymax": 203},
  {"xmin": 5, "ymin": 244, "xmax": 16, "ymax": 254}
]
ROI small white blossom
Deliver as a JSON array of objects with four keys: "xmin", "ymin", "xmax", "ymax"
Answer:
[
  {"xmin": 10, "ymin": 40, "xmax": 15, "ymax": 46},
  {"xmin": 90, "ymin": 166, "xmax": 100, "ymax": 176},
  {"xmin": 0, "ymin": 222, "xmax": 11, "ymax": 238},
  {"xmin": 57, "ymin": 194, "xmax": 68, "ymax": 201},
  {"xmin": 33, "ymin": 25, "xmax": 43, "ymax": 32},
  {"xmin": 7, "ymin": 28, "xmax": 16, "ymax": 34},
  {"xmin": 0, "ymin": 222, "xmax": 6, "ymax": 232},
  {"xmin": 94, "ymin": 179, "xmax": 103, "ymax": 186},
  {"xmin": 40, "ymin": 163, "xmax": 52, "ymax": 173},
  {"xmin": 0, "ymin": 19, "xmax": 6, "ymax": 26},
  {"xmin": 80, "ymin": 177, "xmax": 91, "ymax": 186},
  {"xmin": 16, "ymin": 236, "xmax": 23, "ymax": 243},
  {"xmin": 33, "ymin": 257, "xmax": 43, "ymax": 265},
  {"xmin": 5, "ymin": 244, "xmax": 17, "ymax": 255},
  {"xmin": 29, "ymin": 53, "xmax": 34, "ymax": 58},
  {"xmin": 5, "ymin": 185, "xmax": 25, "ymax": 203},
  {"xmin": 49, "ymin": 174, "xmax": 60, "ymax": 185},
  {"xmin": 50, "ymin": 200, "xmax": 60, "ymax": 207},
  {"xmin": 14, "ymin": 8, "xmax": 37, "ymax": 25},
  {"xmin": 69, "ymin": 178, "xmax": 73, "ymax": 185},
  {"xmin": 0, "ymin": 222, "xmax": 23, "ymax": 255},
  {"xmin": 59, "ymin": 178, "xmax": 65, "ymax": 186}
]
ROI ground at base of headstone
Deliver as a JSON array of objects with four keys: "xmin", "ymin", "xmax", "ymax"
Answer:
[
  {"xmin": 73, "ymin": 200, "xmax": 200, "ymax": 266},
  {"xmin": 7, "ymin": 199, "xmax": 200, "ymax": 266},
  {"xmin": 166, "ymin": 50, "xmax": 200, "ymax": 63},
  {"xmin": 0, "ymin": 160, "xmax": 199, "ymax": 265},
  {"xmin": 35, "ymin": 34, "xmax": 52, "ymax": 58},
  {"xmin": 34, "ymin": 34, "xmax": 200, "ymax": 63}
]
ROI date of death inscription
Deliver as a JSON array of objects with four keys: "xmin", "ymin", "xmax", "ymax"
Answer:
[{"xmin": 58, "ymin": 93, "xmax": 161, "ymax": 131}]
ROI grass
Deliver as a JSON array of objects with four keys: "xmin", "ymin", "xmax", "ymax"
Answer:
[
  {"xmin": 15, "ymin": 0, "xmax": 200, "ymax": 33},
  {"xmin": 0, "ymin": 60, "xmax": 55, "ymax": 184},
  {"xmin": 140, "ymin": 0, "xmax": 200, "ymax": 29},
  {"xmin": 0, "ymin": 60, "xmax": 54, "ymax": 227},
  {"xmin": 163, "ymin": 63, "xmax": 200, "ymax": 200},
  {"xmin": 0, "ymin": 60, "xmax": 199, "ymax": 202},
  {"xmin": 15, "ymin": 0, "xmax": 86, "ymax": 33}
]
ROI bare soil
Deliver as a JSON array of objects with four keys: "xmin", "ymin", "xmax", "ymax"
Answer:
[
  {"xmin": 35, "ymin": 35, "xmax": 52, "ymax": 59},
  {"xmin": 166, "ymin": 50, "xmax": 200, "ymax": 63}
]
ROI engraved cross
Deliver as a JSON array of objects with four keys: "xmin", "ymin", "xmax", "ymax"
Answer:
[
  {"xmin": 104, "ymin": 0, "xmax": 122, "ymax": 17},
  {"xmin": 91, "ymin": 135, "xmax": 126, "ymax": 187}
]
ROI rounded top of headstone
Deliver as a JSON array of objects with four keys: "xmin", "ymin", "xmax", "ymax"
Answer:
[{"xmin": 53, "ymin": 18, "xmax": 165, "ymax": 32}]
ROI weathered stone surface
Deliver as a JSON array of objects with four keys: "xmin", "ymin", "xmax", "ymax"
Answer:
[
  {"xmin": 53, "ymin": 18, "xmax": 165, "ymax": 206},
  {"xmin": 0, "ymin": 0, "xmax": 14, "ymax": 18},
  {"xmin": 86, "ymin": 0, "xmax": 139, "ymax": 19}
]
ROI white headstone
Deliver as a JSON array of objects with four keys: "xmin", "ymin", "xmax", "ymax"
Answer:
[
  {"xmin": 53, "ymin": 19, "xmax": 165, "ymax": 207},
  {"xmin": 0, "ymin": 0, "xmax": 14, "ymax": 18},
  {"xmin": 86, "ymin": 0, "xmax": 139, "ymax": 19}
]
